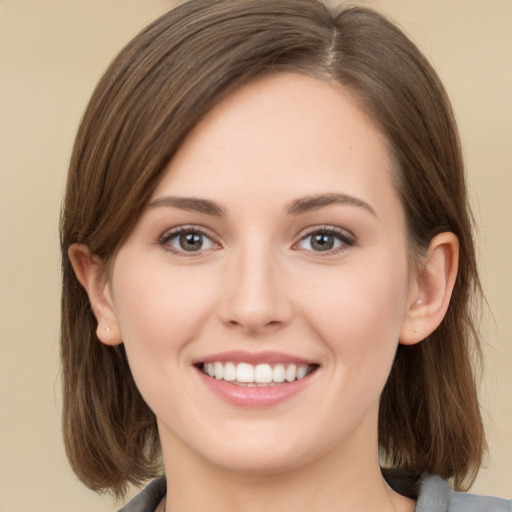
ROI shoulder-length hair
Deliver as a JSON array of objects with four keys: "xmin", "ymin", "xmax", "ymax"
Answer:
[{"xmin": 61, "ymin": 0, "xmax": 485, "ymax": 498}]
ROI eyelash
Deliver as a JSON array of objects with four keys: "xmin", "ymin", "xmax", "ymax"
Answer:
[
  {"xmin": 294, "ymin": 226, "xmax": 356, "ymax": 256},
  {"xmin": 157, "ymin": 225, "xmax": 356, "ymax": 256},
  {"xmin": 158, "ymin": 225, "xmax": 220, "ymax": 256}
]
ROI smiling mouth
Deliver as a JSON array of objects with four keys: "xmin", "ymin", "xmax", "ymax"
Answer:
[{"xmin": 198, "ymin": 362, "xmax": 318, "ymax": 387}]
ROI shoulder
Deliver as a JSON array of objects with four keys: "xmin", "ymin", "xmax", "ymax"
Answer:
[
  {"xmin": 116, "ymin": 473, "xmax": 511, "ymax": 512},
  {"xmin": 417, "ymin": 474, "xmax": 511, "ymax": 512},
  {"xmin": 117, "ymin": 476, "xmax": 167, "ymax": 512}
]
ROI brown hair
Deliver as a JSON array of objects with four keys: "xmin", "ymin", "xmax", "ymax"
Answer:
[{"xmin": 61, "ymin": 0, "xmax": 485, "ymax": 498}]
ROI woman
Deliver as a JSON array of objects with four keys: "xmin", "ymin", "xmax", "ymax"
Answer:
[{"xmin": 60, "ymin": 1, "xmax": 511, "ymax": 511}]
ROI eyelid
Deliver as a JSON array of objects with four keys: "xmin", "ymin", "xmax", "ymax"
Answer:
[
  {"xmin": 156, "ymin": 224, "xmax": 355, "ymax": 256},
  {"xmin": 158, "ymin": 225, "xmax": 222, "ymax": 255},
  {"xmin": 292, "ymin": 225, "xmax": 356, "ymax": 254}
]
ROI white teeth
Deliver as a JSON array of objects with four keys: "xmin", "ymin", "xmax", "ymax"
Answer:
[
  {"xmin": 223, "ymin": 362, "xmax": 236, "ymax": 381},
  {"xmin": 214, "ymin": 361, "xmax": 223, "ymax": 380},
  {"xmin": 296, "ymin": 365, "xmax": 308, "ymax": 380},
  {"xmin": 236, "ymin": 362, "xmax": 255, "ymax": 383},
  {"xmin": 272, "ymin": 364, "xmax": 285, "ymax": 383},
  {"xmin": 285, "ymin": 363, "xmax": 297, "ymax": 382},
  {"xmin": 254, "ymin": 364, "xmax": 273, "ymax": 383},
  {"xmin": 201, "ymin": 361, "xmax": 313, "ymax": 385}
]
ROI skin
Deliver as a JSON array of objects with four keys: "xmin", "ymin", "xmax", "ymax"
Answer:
[{"xmin": 71, "ymin": 72, "xmax": 459, "ymax": 512}]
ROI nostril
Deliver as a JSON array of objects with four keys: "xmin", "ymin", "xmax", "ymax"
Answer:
[
  {"xmin": 225, "ymin": 318, "xmax": 285, "ymax": 335},
  {"xmin": 217, "ymin": 275, "xmax": 294, "ymax": 334}
]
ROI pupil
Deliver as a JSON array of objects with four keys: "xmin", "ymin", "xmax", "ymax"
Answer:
[
  {"xmin": 311, "ymin": 233, "xmax": 334, "ymax": 251},
  {"xmin": 180, "ymin": 232, "xmax": 202, "ymax": 251}
]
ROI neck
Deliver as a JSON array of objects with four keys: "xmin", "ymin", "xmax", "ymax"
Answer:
[{"xmin": 159, "ymin": 418, "xmax": 415, "ymax": 512}]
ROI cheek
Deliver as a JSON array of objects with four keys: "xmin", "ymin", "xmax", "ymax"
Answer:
[
  {"xmin": 298, "ymin": 254, "xmax": 410, "ymax": 386},
  {"xmin": 110, "ymin": 255, "xmax": 217, "ymax": 362},
  {"xmin": 109, "ymin": 255, "xmax": 223, "ymax": 416}
]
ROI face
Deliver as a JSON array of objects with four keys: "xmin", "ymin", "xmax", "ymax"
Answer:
[{"xmin": 106, "ymin": 73, "xmax": 417, "ymax": 474}]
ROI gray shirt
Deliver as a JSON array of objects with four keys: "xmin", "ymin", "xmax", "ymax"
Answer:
[
  {"xmin": 416, "ymin": 475, "xmax": 510, "ymax": 512},
  {"xmin": 118, "ymin": 474, "xmax": 511, "ymax": 512}
]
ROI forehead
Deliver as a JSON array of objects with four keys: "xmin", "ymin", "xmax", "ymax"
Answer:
[{"xmin": 152, "ymin": 72, "xmax": 398, "ymax": 218}]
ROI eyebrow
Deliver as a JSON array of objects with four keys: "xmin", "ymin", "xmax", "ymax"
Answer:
[
  {"xmin": 147, "ymin": 196, "xmax": 225, "ymax": 216},
  {"xmin": 287, "ymin": 193, "xmax": 377, "ymax": 217},
  {"xmin": 147, "ymin": 192, "xmax": 376, "ymax": 218}
]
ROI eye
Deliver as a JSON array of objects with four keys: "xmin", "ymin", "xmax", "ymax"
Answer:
[
  {"xmin": 295, "ymin": 227, "xmax": 354, "ymax": 253},
  {"xmin": 160, "ymin": 227, "xmax": 218, "ymax": 254}
]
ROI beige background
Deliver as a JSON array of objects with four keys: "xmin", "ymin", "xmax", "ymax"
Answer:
[{"xmin": 1, "ymin": 0, "xmax": 511, "ymax": 510}]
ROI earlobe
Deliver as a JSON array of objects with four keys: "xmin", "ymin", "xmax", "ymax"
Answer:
[
  {"xmin": 68, "ymin": 244, "xmax": 123, "ymax": 346},
  {"xmin": 399, "ymin": 232, "xmax": 459, "ymax": 345}
]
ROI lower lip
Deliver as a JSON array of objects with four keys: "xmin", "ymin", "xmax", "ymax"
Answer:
[{"xmin": 195, "ymin": 368, "xmax": 316, "ymax": 408}]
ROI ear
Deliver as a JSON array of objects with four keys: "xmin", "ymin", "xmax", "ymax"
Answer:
[
  {"xmin": 68, "ymin": 244, "xmax": 123, "ymax": 346},
  {"xmin": 399, "ymin": 232, "xmax": 459, "ymax": 345}
]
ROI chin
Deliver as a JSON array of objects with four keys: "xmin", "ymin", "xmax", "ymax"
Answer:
[
  {"xmin": 181, "ymin": 418, "xmax": 350, "ymax": 477},
  {"xmin": 206, "ymin": 445, "xmax": 313, "ymax": 476}
]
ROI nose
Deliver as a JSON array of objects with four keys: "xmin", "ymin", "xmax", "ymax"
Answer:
[{"xmin": 217, "ymin": 246, "xmax": 293, "ymax": 336}]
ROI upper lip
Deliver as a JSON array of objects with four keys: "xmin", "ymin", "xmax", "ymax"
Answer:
[{"xmin": 192, "ymin": 350, "xmax": 317, "ymax": 366}]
